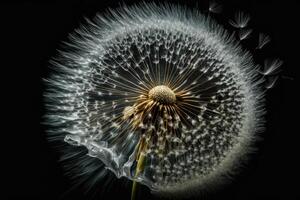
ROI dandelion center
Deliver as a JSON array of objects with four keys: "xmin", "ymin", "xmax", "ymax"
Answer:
[{"xmin": 148, "ymin": 85, "xmax": 176, "ymax": 104}]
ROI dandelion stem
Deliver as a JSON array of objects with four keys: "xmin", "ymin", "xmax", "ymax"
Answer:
[{"xmin": 131, "ymin": 138, "xmax": 146, "ymax": 200}]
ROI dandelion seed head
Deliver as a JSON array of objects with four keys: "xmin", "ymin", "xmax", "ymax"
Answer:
[{"xmin": 45, "ymin": 2, "xmax": 268, "ymax": 197}]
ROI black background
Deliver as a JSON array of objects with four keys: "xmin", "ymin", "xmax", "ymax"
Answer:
[{"xmin": 2, "ymin": 0, "xmax": 299, "ymax": 199}]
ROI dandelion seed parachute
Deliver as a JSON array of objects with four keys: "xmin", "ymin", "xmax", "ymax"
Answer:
[{"xmin": 45, "ymin": 2, "xmax": 267, "ymax": 197}]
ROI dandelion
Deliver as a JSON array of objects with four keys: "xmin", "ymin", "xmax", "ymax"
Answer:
[{"xmin": 45, "ymin": 2, "xmax": 279, "ymax": 198}]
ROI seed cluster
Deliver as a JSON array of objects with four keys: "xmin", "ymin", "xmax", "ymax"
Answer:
[
  {"xmin": 46, "ymin": 4, "xmax": 262, "ymax": 195},
  {"xmin": 64, "ymin": 27, "xmax": 246, "ymax": 189}
]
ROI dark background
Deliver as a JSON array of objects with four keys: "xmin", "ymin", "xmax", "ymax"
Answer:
[{"xmin": 2, "ymin": 0, "xmax": 299, "ymax": 199}]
